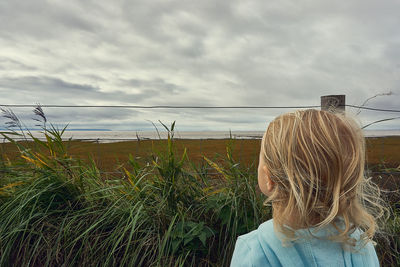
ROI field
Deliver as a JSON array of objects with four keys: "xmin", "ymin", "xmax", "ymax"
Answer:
[
  {"xmin": 1, "ymin": 135, "xmax": 399, "ymax": 173},
  {"xmin": 1, "ymin": 136, "xmax": 399, "ymax": 193},
  {"xmin": 0, "ymin": 127, "xmax": 399, "ymax": 266}
]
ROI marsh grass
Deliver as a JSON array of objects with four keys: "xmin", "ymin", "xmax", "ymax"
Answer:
[
  {"xmin": 0, "ymin": 106, "xmax": 270, "ymax": 266},
  {"xmin": 0, "ymin": 105, "xmax": 398, "ymax": 266}
]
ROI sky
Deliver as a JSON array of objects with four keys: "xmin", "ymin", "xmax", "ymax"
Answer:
[{"xmin": 0, "ymin": 0, "xmax": 399, "ymax": 132}]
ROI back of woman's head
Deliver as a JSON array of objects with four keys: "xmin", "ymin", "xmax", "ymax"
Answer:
[{"xmin": 260, "ymin": 108, "xmax": 389, "ymax": 251}]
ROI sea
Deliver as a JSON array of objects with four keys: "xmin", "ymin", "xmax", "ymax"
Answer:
[{"xmin": 1, "ymin": 130, "xmax": 400, "ymax": 143}]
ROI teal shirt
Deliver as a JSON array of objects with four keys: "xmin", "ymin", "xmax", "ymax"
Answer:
[{"xmin": 230, "ymin": 219, "xmax": 379, "ymax": 267}]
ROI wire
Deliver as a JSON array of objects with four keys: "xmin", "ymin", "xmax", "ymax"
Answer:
[
  {"xmin": 0, "ymin": 104, "xmax": 322, "ymax": 109},
  {"xmin": 0, "ymin": 103, "xmax": 399, "ymax": 112},
  {"xmin": 346, "ymin": 104, "xmax": 400, "ymax": 113}
]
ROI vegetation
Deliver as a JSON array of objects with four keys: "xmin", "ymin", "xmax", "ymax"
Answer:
[{"xmin": 0, "ymin": 106, "xmax": 398, "ymax": 266}]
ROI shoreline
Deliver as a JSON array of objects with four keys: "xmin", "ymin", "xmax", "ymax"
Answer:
[
  {"xmin": 1, "ymin": 135, "xmax": 399, "ymax": 144},
  {"xmin": 1, "ymin": 129, "xmax": 400, "ymax": 143}
]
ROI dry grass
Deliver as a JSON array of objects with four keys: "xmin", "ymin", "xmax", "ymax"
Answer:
[{"xmin": 1, "ymin": 136, "xmax": 399, "ymax": 173}]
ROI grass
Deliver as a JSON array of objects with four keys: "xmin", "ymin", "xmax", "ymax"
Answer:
[
  {"xmin": 1, "ymin": 136, "xmax": 399, "ymax": 175},
  {"xmin": 0, "ymin": 106, "xmax": 399, "ymax": 266},
  {"xmin": 0, "ymin": 109, "xmax": 268, "ymax": 266}
]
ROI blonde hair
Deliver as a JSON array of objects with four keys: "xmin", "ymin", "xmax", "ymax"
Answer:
[{"xmin": 260, "ymin": 108, "xmax": 390, "ymax": 252}]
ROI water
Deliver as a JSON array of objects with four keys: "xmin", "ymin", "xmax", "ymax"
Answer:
[{"xmin": 1, "ymin": 130, "xmax": 400, "ymax": 143}]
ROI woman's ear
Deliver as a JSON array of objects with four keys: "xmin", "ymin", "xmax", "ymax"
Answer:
[{"xmin": 263, "ymin": 165, "xmax": 274, "ymax": 192}]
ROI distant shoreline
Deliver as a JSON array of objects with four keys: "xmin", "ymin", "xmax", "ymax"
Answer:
[{"xmin": 1, "ymin": 130, "xmax": 400, "ymax": 143}]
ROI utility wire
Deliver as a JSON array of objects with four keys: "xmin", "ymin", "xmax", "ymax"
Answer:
[
  {"xmin": 0, "ymin": 104, "xmax": 399, "ymax": 112},
  {"xmin": 346, "ymin": 104, "xmax": 400, "ymax": 113},
  {"xmin": 0, "ymin": 104, "xmax": 321, "ymax": 109}
]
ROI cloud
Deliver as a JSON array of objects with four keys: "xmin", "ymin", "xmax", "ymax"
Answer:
[
  {"xmin": 0, "ymin": 75, "xmax": 160, "ymax": 104},
  {"xmin": 0, "ymin": 57, "xmax": 37, "ymax": 71},
  {"xmin": 0, "ymin": 0, "xmax": 398, "ymax": 131},
  {"xmin": 0, "ymin": 1, "xmax": 97, "ymax": 41},
  {"xmin": 117, "ymin": 77, "xmax": 187, "ymax": 95},
  {"xmin": 0, "ymin": 76, "xmax": 98, "ymax": 92}
]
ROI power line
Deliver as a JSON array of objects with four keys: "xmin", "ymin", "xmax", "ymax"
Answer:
[
  {"xmin": 0, "ymin": 104, "xmax": 399, "ymax": 112},
  {"xmin": 346, "ymin": 104, "xmax": 400, "ymax": 113},
  {"xmin": 0, "ymin": 104, "xmax": 321, "ymax": 109}
]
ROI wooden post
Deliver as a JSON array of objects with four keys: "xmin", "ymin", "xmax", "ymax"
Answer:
[{"xmin": 321, "ymin": 95, "xmax": 345, "ymax": 113}]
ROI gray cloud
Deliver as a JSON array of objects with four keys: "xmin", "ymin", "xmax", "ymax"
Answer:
[
  {"xmin": 0, "ymin": 57, "xmax": 37, "ymax": 71},
  {"xmin": 0, "ymin": 1, "xmax": 97, "ymax": 41},
  {"xmin": 0, "ymin": 76, "xmax": 99, "ymax": 92},
  {"xmin": 0, "ymin": 0, "xmax": 399, "ymax": 131},
  {"xmin": 0, "ymin": 75, "xmax": 160, "ymax": 103},
  {"xmin": 118, "ymin": 77, "xmax": 186, "ymax": 95}
]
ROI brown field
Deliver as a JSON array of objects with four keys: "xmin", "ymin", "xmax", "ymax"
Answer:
[{"xmin": 1, "ymin": 136, "xmax": 399, "ymax": 173}]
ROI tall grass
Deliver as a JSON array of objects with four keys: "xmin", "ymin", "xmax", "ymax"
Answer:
[
  {"xmin": 0, "ymin": 105, "xmax": 398, "ymax": 266},
  {"xmin": 0, "ymin": 106, "xmax": 269, "ymax": 266}
]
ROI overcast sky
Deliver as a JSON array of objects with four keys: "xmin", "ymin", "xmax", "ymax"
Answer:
[{"xmin": 0, "ymin": 0, "xmax": 399, "ymax": 131}]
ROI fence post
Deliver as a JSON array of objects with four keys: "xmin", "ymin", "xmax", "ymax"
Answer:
[{"xmin": 321, "ymin": 95, "xmax": 346, "ymax": 113}]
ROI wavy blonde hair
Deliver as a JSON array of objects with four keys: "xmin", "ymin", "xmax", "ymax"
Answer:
[{"xmin": 260, "ymin": 108, "xmax": 390, "ymax": 252}]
